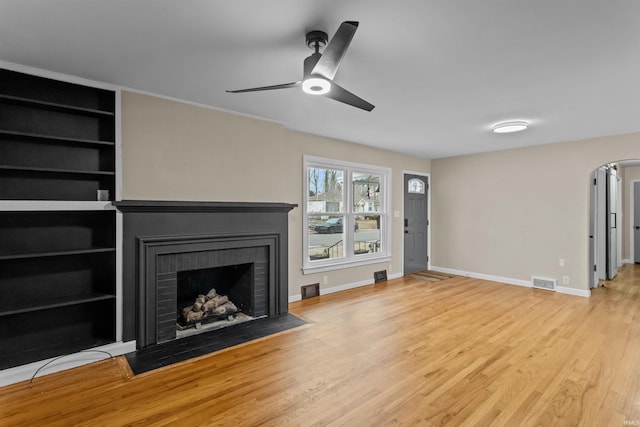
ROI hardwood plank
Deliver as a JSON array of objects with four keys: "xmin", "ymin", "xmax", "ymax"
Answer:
[{"xmin": 1, "ymin": 264, "xmax": 640, "ymax": 425}]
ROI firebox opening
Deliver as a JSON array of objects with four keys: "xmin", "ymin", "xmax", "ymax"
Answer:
[{"xmin": 176, "ymin": 263, "xmax": 258, "ymax": 337}]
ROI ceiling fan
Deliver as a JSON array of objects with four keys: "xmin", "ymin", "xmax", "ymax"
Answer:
[{"xmin": 226, "ymin": 21, "xmax": 374, "ymax": 111}]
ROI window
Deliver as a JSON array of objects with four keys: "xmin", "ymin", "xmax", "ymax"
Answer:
[
  {"xmin": 304, "ymin": 156, "xmax": 391, "ymax": 273},
  {"xmin": 408, "ymin": 178, "xmax": 425, "ymax": 194}
]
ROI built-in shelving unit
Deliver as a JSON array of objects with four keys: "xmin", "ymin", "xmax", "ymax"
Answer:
[{"xmin": 0, "ymin": 68, "xmax": 117, "ymax": 370}]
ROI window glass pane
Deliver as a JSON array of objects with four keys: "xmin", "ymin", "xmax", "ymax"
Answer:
[
  {"xmin": 408, "ymin": 178, "xmax": 425, "ymax": 194},
  {"xmin": 308, "ymin": 215, "xmax": 346, "ymax": 261},
  {"xmin": 307, "ymin": 168, "xmax": 344, "ymax": 213},
  {"xmin": 354, "ymin": 214, "xmax": 381, "ymax": 256},
  {"xmin": 352, "ymin": 172, "xmax": 381, "ymax": 213},
  {"xmin": 303, "ymin": 157, "xmax": 390, "ymax": 272}
]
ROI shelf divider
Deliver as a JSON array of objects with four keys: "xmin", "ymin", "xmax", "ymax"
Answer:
[
  {"xmin": 0, "ymin": 94, "xmax": 115, "ymax": 117},
  {"xmin": 0, "ymin": 247, "xmax": 116, "ymax": 261},
  {"xmin": 0, "ymin": 129, "xmax": 115, "ymax": 146},
  {"xmin": 0, "ymin": 165, "xmax": 115, "ymax": 176},
  {"xmin": 0, "ymin": 293, "xmax": 116, "ymax": 317}
]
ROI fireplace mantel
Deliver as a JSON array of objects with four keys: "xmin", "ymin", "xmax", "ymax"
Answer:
[{"xmin": 114, "ymin": 200, "xmax": 296, "ymax": 347}]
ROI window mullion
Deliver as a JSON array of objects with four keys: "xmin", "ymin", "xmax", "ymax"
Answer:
[{"xmin": 344, "ymin": 168, "xmax": 352, "ymax": 259}]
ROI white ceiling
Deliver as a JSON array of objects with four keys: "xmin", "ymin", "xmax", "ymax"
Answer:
[{"xmin": 1, "ymin": 0, "xmax": 639, "ymax": 159}]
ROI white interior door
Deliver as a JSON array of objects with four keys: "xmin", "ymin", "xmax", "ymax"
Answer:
[
  {"xmin": 617, "ymin": 176, "xmax": 622, "ymax": 267},
  {"xmin": 589, "ymin": 171, "xmax": 598, "ymax": 288},
  {"xmin": 608, "ymin": 169, "xmax": 618, "ymax": 279},
  {"xmin": 596, "ymin": 168, "xmax": 607, "ymax": 281}
]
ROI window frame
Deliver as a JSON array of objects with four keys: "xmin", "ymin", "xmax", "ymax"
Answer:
[{"xmin": 303, "ymin": 155, "xmax": 391, "ymax": 274}]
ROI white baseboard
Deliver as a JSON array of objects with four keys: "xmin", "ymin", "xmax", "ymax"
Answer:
[
  {"xmin": 0, "ymin": 340, "xmax": 137, "ymax": 387},
  {"xmin": 555, "ymin": 286, "xmax": 591, "ymax": 297},
  {"xmin": 288, "ymin": 272, "xmax": 403, "ymax": 303},
  {"xmin": 430, "ymin": 266, "xmax": 531, "ymax": 288},
  {"xmin": 430, "ymin": 266, "xmax": 590, "ymax": 298},
  {"xmin": 623, "ymin": 258, "xmax": 633, "ymax": 264}
]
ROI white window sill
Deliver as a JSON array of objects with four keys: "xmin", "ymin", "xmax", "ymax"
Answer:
[{"xmin": 302, "ymin": 253, "xmax": 391, "ymax": 274}]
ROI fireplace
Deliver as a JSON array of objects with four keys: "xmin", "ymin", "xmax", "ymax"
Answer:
[
  {"xmin": 143, "ymin": 234, "xmax": 275, "ymax": 344},
  {"xmin": 114, "ymin": 201, "xmax": 296, "ymax": 348},
  {"xmin": 177, "ymin": 263, "xmax": 255, "ymax": 318}
]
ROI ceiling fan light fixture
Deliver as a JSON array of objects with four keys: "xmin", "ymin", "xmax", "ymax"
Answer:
[
  {"xmin": 302, "ymin": 77, "xmax": 331, "ymax": 95},
  {"xmin": 492, "ymin": 120, "xmax": 529, "ymax": 134}
]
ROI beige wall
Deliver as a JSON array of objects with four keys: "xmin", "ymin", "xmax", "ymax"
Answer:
[
  {"xmin": 431, "ymin": 133, "xmax": 640, "ymax": 292},
  {"xmin": 121, "ymin": 91, "xmax": 289, "ymax": 202},
  {"xmin": 120, "ymin": 91, "xmax": 431, "ymax": 297}
]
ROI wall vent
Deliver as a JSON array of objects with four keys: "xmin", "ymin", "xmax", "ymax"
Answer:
[
  {"xmin": 532, "ymin": 276, "xmax": 557, "ymax": 291},
  {"xmin": 301, "ymin": 283, "xmax": 320, "ymax": 299},
  {"xmin": 374, "ymin": 270, "xmax": 388, "ymax": 283}
]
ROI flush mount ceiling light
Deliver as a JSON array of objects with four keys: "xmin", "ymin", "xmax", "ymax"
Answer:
[
  {"xmin": 302, "ymin": 77, "xmax": 331, "ymax": 95},
  {"xmin": 492, "ymin": 120, "xmax": 529, "ymax": 134}
]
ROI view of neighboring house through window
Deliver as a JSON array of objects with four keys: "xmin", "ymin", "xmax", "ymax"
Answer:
[{"xmin": 304, "ymin": 156, "xmax": 390, "ymax": 273}]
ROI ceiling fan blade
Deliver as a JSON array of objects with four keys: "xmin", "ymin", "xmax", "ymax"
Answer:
[
  {"xmin": 226, "ymin": 81, "xmax": 300, "ymax": 93},
  {"xmin": 311, "ymin": 21, "xmax": 358, "ymax": 80},
  {"xmin": 325, "ymin": 82, "xmax": 374, "ymax": 111}
]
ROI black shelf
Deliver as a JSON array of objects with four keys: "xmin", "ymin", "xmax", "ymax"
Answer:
[
  {"xmin": 1, "ymin": 336, "xmax": 115, "ymax": 371},
  {"xmin": 0, "ymin": 69, "xmax": 114, "ymax": 112},
  {"xmin": 0, "ymin": 210, "xmax": 116, "ymax": 256},
  {"xmin": 0, "ymin": 94, "xmax": 114, "ymax": 117},
  {"xmin": 1, "ymin": 299, "xmax": 115, "ymax": 360},
  {"xmin": 0, "ymin": 68, "xmax": 115, "ymax": 202},
  {"xmin": 0, "ymin": 165, "xmax": 114, "ymax": 176},
  {"xmin": 0, "ymin": 247, "xmax": 115, "ymax": 261},
  {"xmin": 0, "ymin": 250, "xmax": 115, "ymax": 316},
  {"xmin": 0, "ymin": 293, "xmax": 115, "ymax": 317},
  {"xmin": 0, "ymin": 174, "xmax": 115, "ymax": 201},
  {"xmin": 0, "ymin": 68, "xmax": 118, "ymax": 370},
  {"xmin": 0, "ymin": 103, "xmax": 114, "ymax": 142},
  {"xmin": 0, "ymin": 129, "xmax": 115, "ymax": 147}
]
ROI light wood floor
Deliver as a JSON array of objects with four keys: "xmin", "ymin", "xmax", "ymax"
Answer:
[{"xmin": 2, "ymin": 265, "xmax": 640, "ymax": 426}]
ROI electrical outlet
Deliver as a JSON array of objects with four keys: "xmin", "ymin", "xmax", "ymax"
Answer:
[
  {"xmin": 562, "ymin": 276, "xmax": 570, "ymax": 285},
  {"xmin": 322, "ymin": 275, "xmax": 328, "ymax": 285},
  {"xmin": 559, "ymin": 258, "xmax": 565, "ymax": 267}
]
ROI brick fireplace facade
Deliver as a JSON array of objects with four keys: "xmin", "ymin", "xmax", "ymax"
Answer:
[{"xmin": 114, "ymin": 201, "xmax": 296, "ymax": 349}]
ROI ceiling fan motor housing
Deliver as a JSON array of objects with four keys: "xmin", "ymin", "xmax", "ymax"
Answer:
[{"xmin": 305, "ymin": 30, "xmax": 328, "ymax": 50}]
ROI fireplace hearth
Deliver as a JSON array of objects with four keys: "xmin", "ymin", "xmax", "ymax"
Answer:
[
  {"xmin": 114, "ymin": 201, "xmax": 296, "ymax": 349},
  {"xmin": 125, "ymin": 312, "xmax": 306, "ymax": 375}
]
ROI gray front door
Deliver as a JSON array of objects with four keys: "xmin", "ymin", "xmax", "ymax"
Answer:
[
  {"xmin": 404, "ymin": 174, "xmax": 429, "ymax": 274},
  {"xmin": 635, "ymin": 181, "xmax": 640, "ymax": 263}
]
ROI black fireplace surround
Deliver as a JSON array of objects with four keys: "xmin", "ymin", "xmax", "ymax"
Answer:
[{"xmin": 114, "ymin": 201, "xmax": 297, "ymax": 349}]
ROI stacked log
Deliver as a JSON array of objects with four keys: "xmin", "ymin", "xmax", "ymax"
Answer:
[{"xmin": 180, "ymin": 288, "xmax": 239, "ymax": 324}]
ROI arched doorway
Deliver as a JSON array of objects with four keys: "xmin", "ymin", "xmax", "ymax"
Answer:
[{"xmin": 590, "ymin": 159, "xmax": 640, "ymax": 288}]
